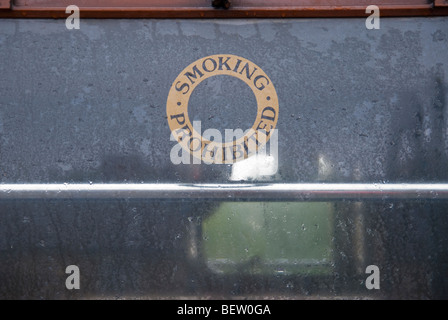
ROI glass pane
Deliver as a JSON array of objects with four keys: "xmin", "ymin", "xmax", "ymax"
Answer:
[{"xmin": 0, "ymin": 17, "xmax": 447, "ymax": 299}]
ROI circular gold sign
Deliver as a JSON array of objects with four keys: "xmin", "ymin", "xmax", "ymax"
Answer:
[{"xmin": 167, "ymin": 54, "xmax": 279, "ymax": 164}]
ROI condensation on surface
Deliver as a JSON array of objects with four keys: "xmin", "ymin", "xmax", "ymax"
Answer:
[{"xmin": 0, "ymin": 17, "xmax": 447, "ymax": 299}]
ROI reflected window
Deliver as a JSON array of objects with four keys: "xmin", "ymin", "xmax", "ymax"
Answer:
[{"xmin": 202, "ymin": 202, "xmax": 334, "ymax": 275}]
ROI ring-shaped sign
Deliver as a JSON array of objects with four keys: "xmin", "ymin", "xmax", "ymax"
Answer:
[{"xmin": 167, "ymin": 54, "xmax": 279, "ymax": 164}]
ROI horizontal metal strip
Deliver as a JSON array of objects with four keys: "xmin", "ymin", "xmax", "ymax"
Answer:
[
  {"xmin": 1, "ymin": 5, "xmax": 448, "ymax": 18},
  {"xmin": 1, "ymin": 183, "xmax": 448, "ymax": 200}
]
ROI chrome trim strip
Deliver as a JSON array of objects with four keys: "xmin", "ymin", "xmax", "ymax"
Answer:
[{"xmin": 1, "ymin": 183, "xmax": 448, "ymax": 200}]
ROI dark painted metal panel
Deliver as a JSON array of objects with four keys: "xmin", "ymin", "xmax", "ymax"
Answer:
[{"xmin": 0, "ymin": 18, "xmax": 448, "ymax": 299}]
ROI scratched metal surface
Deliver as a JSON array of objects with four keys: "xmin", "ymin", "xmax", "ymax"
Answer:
[{"xmin": 0, "ymin": 18, "xmax": 447, "ymax": 299}]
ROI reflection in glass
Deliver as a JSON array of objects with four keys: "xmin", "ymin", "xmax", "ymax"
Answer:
[{"xmin": 202, "ymin": 202, "xmax": 334, "ymax": 275}]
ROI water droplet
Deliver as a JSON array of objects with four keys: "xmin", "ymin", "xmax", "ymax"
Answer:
[{"xmin": 275, "ymin": 269, "xmax": 285, "ymax": 275}]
